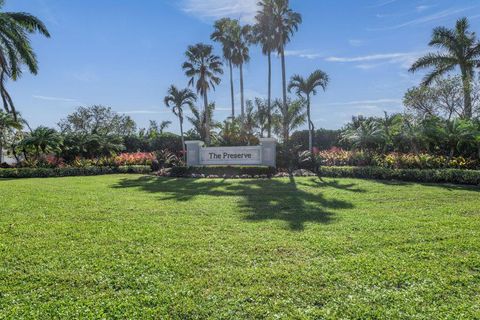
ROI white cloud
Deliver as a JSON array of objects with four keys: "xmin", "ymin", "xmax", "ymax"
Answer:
[
  {"xmin": 371, "ymin": 7, "xmax": 476, "ymax": 30},
  {"xmin": 325, "ymin": 98, "xmax": 401, "ymax": 106},
  {"xmin": 416, "ymin": 5, "xmax": 430, "ymax": 12},
  {"xmin": 326, "ymin": 51, "xmax": 424, "ymax": 69},
  {"xmin": 284, "ymin": 50, "xmax": 322, "ymax": 60},
  {"xmin": 348, "ymin": 39, "xmax": 364, "ymax": 47},
  {"xmin": 33, "ymin": 95, "xmax": 77, "ymax": 102},
  {"xmin": 180, "ymin": 0, "xmax": 258, "ymax": 24}
]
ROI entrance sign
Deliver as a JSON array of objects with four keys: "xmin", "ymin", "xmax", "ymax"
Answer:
[
  {"xmin": 185, "ymin": 138, "xmax": 276, "ymax": 167},
  {"xmin": 200, "ymin": 146, "xmax": 261, "ymax": 165}
]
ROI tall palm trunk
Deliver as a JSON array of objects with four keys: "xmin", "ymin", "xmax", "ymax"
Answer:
[
  {"xmin": 280, "ymin": 46, "xmax": 287, "ymax": 120},
  {"xmin": 203, "ymin": 92, "xmax": 210, "ymax": 145},
  {"xmin": 229, "ymin": 60, "xmax": 235, "ymax": 119},
  {"xmin": 306, "ymin": 94, "xmax": 312, "ymax": 152},
  {"xmin": 179, "ymin": 114, "xmax": 185, "ymax": 161},
  {"xmin": 267, "ymin": 51, "xmax": 272, "ymax": 138},
  {"xmin": 461, "ymin": 68, "xmax": 473, "ymax": 119},
  {"xmin": 307, "ymin": 94, "xmax": 316, "ymax": 171},
  {"xmin": 240, "ymin": 63, "xmax": 245, "ymax": 118}
]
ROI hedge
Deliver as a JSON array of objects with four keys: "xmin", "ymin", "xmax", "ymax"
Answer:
[
  {"xmin": 171, "ymin": 166, "xmax": 276, "ymax": 177},
  {"xmin": 320, "ymin": 166, "xmax": 480, "ymax": 186},
  {"xmin": 0, "ymin": 165, "xmax": 151, "ymax": 179}
]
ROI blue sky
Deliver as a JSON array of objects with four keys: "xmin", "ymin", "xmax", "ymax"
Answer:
[{"xmin": 5, "ymin": 0, "xmax": 480, "ymax": 131}]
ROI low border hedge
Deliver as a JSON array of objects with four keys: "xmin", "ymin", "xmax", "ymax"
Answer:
[
  {"xmin": 171, "ymin": 166, "xmax": 276, "ymax": 177},
  {"xmin": 320, "ymin": 166, "xmax": 480, "ymax": 186},
  {"xmin": 0, "ymin": 165, "xmax": 151, "ymax": 179}
]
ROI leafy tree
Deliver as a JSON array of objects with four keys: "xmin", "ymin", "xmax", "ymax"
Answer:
[
  {"xmin": 0, "ymin": 1, "xmax": 50, "ymax": 118},
  {"xmin": 58, "ymin": 105, "xmax": 136, "ymax": 136},
  {"xmin": 271, "ymin": 0, "xmax": 302, "ymax": 120},
  {"xmin": 404, "ymin": 85, "xmax": 437, "ymax": 118},
  {"xmin": 211, "ymin": 18, "xmax": 237, "ymax": 119},
  {"xmin": 164, "ymin": 85, "xmax": 196, "ymax": 157},
  {"xmin": 409, "ymin": 17, "xmax": 480, "ymax": 119},
  {"xmin": 0, "ymin": 110, "xmax": 22, "ymax": 162},
  {"xmin": 288, "ymin": 69, "xmax": 329, "ymax": 156},
  {"xmin": 21, "ymin": 126, "xmax": 62, "ymax": 159},
  {"xmin": 182, "ymin": 43, "xmax": 223, "ymax": 145},
  {"xmin": 404, "ymin": 76, "xmax": 470, "ymax": 120},
  {"xmin": 253, "ymin": 1, "xmax": 276, "ymax": 137}
]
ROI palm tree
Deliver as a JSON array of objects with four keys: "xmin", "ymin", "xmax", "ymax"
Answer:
[
  {"xmin": 399, "ymin": 116, "xmax": 427, "ymax": 155},
  {"xmin": 272, "ymin": 98, "xmax": 306, "ymax": 143},
  {"xmin": 219, "ymin": 118, "xmax": 242, "ymax": 146},
  {"xmin": 211, "ymin": 18, "xmax": 236, "ymax": 119},
  {"xmin": 438, "ymin": 118, "xmax": 474, "ymax": 160},
  {"xmin": 0, "ymin": 2, "xmax": 50, "ymax": 118},
  {"xmin": 187, "ymin": 103, "xmax": 220, "ymax": 144},
  {"xmin": 470, "ymin": 119, "xmax": 480, "ymax": 159},
  {"xmin": 379, "ymin": 112, "xmax": 403, "ymax": 152},
  {"xmin": 341, "ymin": 120, "xmax": 385, "ymax": 152},
  {"xmin": 231, "ymin": 23, "xmax": 252, "ymax": 117},
  {"xmin": 254, "ymin": 0, "xmax": 276, "ymax": 137},
  {"xmin": 240, "ymin": 100, "xmax": 258, "ymax": 145},
  {"xmin": 0, "ymin": 110, "xmax": 22, "ymax": 162},
  {"xmin": 251, "ymin": 98, "xmax": 269, "ymax": 138},
  {"xmin": 288, "ymin": 69, "xmax": 329, "ymax": 156},
  {"xmin": 182, "ymin": 43, "xmax": 223, "ymax": 145},
  {"xmin": 158, "ymin": 121, "xmax": 171, "ymax": 134},
  {"xmin": 22, "ymin": 126, "xmax": 62, "ymax": 159},
  {"xmin": 164, "ymin": 85, "xmax": 197, "ymax": 158},
  {"xmin": 87, "ymin": 134, "xmax": 124, "ymax": 158},
  {"xmin": 271, "ymin": 0, "xmax": 302, "ymax": 118},
  {"xmin": 409, "ymin": 17, "xmax": 480, "ymax": 119}
]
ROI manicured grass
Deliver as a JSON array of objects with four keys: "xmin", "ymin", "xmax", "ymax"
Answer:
[{"xmin": 1, "ymin": 175, "xmax": 480, "ymax": 319}]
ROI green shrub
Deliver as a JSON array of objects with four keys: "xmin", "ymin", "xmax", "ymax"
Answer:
[
  {"xmin": 170, "ymin": 166, "xmax": 276, "ymax": 177},
  {"xmin": 0, "ymin": 166, "xmax": 151, "ymax": 179},
  {"xmin": 320, "ymin": 166, "xmax": 480, "ymax": 185}
]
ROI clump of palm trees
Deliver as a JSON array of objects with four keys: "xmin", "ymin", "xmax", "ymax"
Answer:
[
  {"xmin": 164, "ymin": 0, "xmax": 329, "ymax": 151},
  {"xmin": 340, "ymin": 113, "xmax": 480, "ymax": 161}
]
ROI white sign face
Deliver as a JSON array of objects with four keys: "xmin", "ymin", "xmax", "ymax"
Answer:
[{"xmin": 200, "ymin": 146, "xmax": 262, "ymax": 165}]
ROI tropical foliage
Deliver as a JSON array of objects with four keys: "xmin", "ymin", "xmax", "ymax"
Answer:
[{"xmin": 0, "ymin": 1, "xmax": 50, "ymax": 117}]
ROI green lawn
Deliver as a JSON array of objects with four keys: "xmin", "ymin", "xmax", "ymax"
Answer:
[{"xmin": 1, "ymin": 175, "xmax": 480, "ymax": 319}]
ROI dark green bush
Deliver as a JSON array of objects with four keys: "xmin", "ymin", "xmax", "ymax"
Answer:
[
  {"xmin": 171, "ymin": 166, "xmax": 276, "ymax": 177},
  {"xmin": 123, "ymin": 133, "xmax": 182, "ymax": 153},
  {"xmin": 320, "ymin": 166, "xmax": 480, "ymax": 185},
  {"xmin": 0, "ymin": 165, "xmax": 151, "ymax": 179}
]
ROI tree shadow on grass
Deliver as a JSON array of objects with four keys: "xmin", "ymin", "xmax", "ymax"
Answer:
[
  {"xmin": 112, "ymin": 176, "xmax": 356, "ymax": 231},
  {"xmin": 375, "ymin": 179, "xmax": 480, "ymax": 192},
  {"xmin": 297, "ymin": 178, "xmax": 367, "ymax": 193}
]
